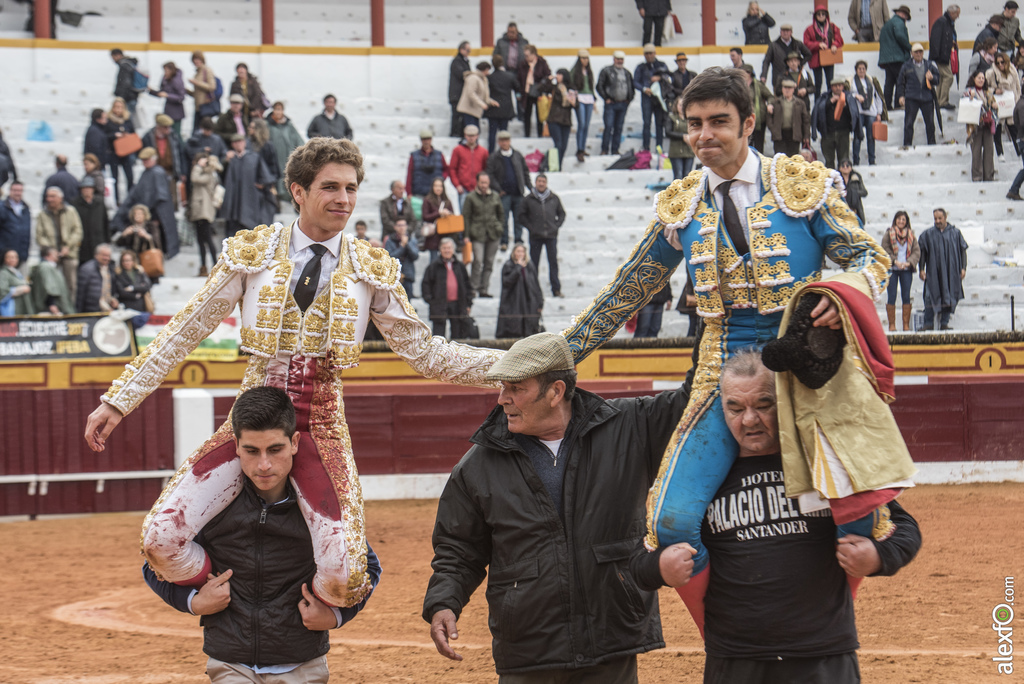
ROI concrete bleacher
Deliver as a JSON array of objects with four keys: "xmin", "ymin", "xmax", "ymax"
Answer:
[{"xmin": 3, "ymin": 39, "xmax": 1024, "ymax": 337}]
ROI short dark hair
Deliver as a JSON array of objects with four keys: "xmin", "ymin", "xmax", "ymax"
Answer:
[
  {"xmin": 1008, "ymin": 0, "xmax": 1020, "ymax": 8},
  {"xmin": 355, "ymin": 219, "xmax": 367, "ymax": 227},
  {"xmin": 285, "ymin": 138, "xmax": 365, "ymax": 211},
  {"xmin": 476, "ymin": 60, "xmax": 491, "ymax": 71},
  {"xmin": 855, "ymin": 59, "xmax": 868, "ymax": 70},
  {"xmin": 231, "ymin": 387, "xmax": 297, "ymax": 439},
  {"xmin": 323, "ymin": 93, "xmax": 337, "ymax": 103},
  {"xmin": 200, "ymin": 117, "xmax": 215, "ymax": 131},
  {"xmin": 934, "ymin": 207, "xmax": 948, "ymax": 217},
  {"xmin": 235, "ymin": 62, "xmax": 249, "ymax": 72},
  {"xmin": 537, "ymin": 369, "xmax": 577, "ymax": 403},
  {"xmin": 91, "ymin": 108, "xmax": 105, "ymax": 122},
  {"xmin": 730, "ymin": 47, "xmax": 743, "ymax": 56},
  {"xmin": 110, "ymin": 48, "xmax": 123, "ymax": 57},
  {"xmin": 41, "ymin": 246, "xmax": 58, "ymax": 260},
  {"xmin": 508, "ymin": 21, "xmax": 518, "ymax": 28},
  {"xmin": 476, "ymin": 170, "xmax": 490, "ymax": 182},
  {"xmin": 458, "ymin": 40, "xmax": 470, "ymax": 51},
  {"xmin": 681, "ymin": 67, "xmax": 753, "ymax": 125},
  {"xmin": 982, "ymin": 37, "xmax": 999, "ymax": 51}
]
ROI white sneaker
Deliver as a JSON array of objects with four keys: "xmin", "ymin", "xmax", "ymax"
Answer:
[{"xmin": 999, "ymin": 154, "xmax": 1007, "ymax": 161}]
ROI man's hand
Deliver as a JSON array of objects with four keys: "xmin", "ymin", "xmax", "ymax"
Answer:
[
  {"xmin": 854, "ymin": 94, "xmax": 864, "ymax": 103},
  {"xmin": 810, "ymin": 296, "xmax": 842, "ymax": 329},
  {"xmin": 899, "ymin": 96, "xmax": 906, "ymax": 107},
  {"xmin": 836, "ymin": 535, "xmax": 881, "ymax": 577},
  {"xmin": 191, "ymin": 570, "xmax": 233, "ymax": 615},
  {"xmin": 639, "ymin": 7, "xmax": 646, "ymax": 17},
  {"xmin": 920, "ymin": 270, "xmax": 926, "ymax": 281},
  {"xmin": 84, "ymin": 402, "xmax": 124, "ymax": 452},
  {"xmin": 298, "ymin": 583, "xmax": 337, "ymax": 630},
  {"xmin": 767, "ymin": 103, "xmax": 774, "ymax": 114},
  {"xmin": 798, "ymin": 87, "xmax": 807, "ymax": 97},
  {"xmin": 875, "ymin": 115, "xmax": 881, "ymax": 122},
  {"xmin": 430, "ymin": 609, "xmax": 463, "ymax": 661},
  {"xmin": 659, "ymin": 542, "xmax": 696, "ymax": 587}
]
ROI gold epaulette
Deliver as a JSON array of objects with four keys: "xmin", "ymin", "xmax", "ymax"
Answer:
[
  {"xmin": 348, "ymin": 235, "xmax": 401, "ymax": 290},
  {"xmin": 769, "ymin": 154, "xmax": 839, "ymax": 218},
  {"xmin": 222, "ymin": 223, "xmax": 283, "ymax": 273},
  {"xmin": 654, "ymin": 168, "xmax": 705, "ymax": 228}
]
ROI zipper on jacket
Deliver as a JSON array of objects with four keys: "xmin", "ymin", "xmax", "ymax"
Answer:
[{"xmin": 252, "ymin": 502, "xmax": 268, "ymax": 665}]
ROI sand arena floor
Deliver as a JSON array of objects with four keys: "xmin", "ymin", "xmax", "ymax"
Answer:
[{"xmin": 0, "ymin": 483, "xmax": 1020, "ymax": 683}]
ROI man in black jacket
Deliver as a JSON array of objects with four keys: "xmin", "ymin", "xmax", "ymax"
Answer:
[
  {"xmin": 449, "ymin": 42, "xmax": 472, "ymax": 137},
  {"xmin": 637, "ymin": 0, "xmax": 672, "ymax": 47},
  {"xmin": 929, "ymin": 5, "xmax": 960, "ymax": 110},
  {"xmin": 486, "ymin": 55, "xmax": 520, "ymax": 151},
  {"xmin": 760, "ymin": 23, "xmax": 813, "ymax": 87},
  {"xmin": 637, "ymin": 349, "xmax": 921, "ymax": 682},
  {"xmin": 84, "ymin": 109, "xmax": 110, "ymax": 168},
  {"xmin": 485, "ymin": 131, "xmax": 532, "ymax": 248},
  {"xmin": 145, "ymin": 387, "xmax": 381, "ymax": 683},
  {"xmin": 424, "ymin": 332, "xmax": 693, "ymax": 681},
  {"xmin": 110, "ymin": 48, "xmax": 141, "ymax": 117},
  {"xmin": 520, "ymin": 174, "xmax": 566, "ymax": 297},
  {"xmin": 421, "ymin": 237, "xmax": 473, "ymax": 338}
]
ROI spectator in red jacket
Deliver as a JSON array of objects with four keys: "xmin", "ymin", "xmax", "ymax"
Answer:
[
  {"xmin": 804, "ymin": 4, "xmax": 845, "ymax": 100},
  {"xmin": 449, "ymin": 124, "xmax": 490, "ymax": 211}
]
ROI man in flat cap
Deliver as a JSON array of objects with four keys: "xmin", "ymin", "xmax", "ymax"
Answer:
[
  {"xmin": 142, "ymin": 112, "xmax": 187, "ymax": 209},
  {"xmin": 896, "ymin": 43, "xmax": 940, "ymax": 147},
  {"xmin": 424, "ymin": 332, "xmax": 695, "ymax": 682},
  {"xmin": 761, "ymin": 24, "xmax": 813, "ymax": 88},
  {"xmin": 878, "ymin": 4, "xmax": 913, "ymax": 108},
  {"xmin": 215, "ymin": 93, "xmax": 251, "ymax": 146},
  {"xmin": 768, "ymin": 79, "xmax": 811, "ymax": 156},
  {"xmin": 112, "ymin": 146, "xmax": 180, "ymax": 257},
  {"xmin": 220, "ymin": 132, "xmax": 276, "ymax": 236}
]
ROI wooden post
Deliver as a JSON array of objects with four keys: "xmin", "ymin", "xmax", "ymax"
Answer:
[
  {"xmin": 928, "ymin": 0, "xmax": 942, "ymax": 32},
  {"xmin": 261, "ymin": 0, "xmax": 274, "ymax": 45},
  {"xmin": 481, "ymin": 0, "xmax": 494, "ymax": 48},
  {"xmin": 34, "ymin": 0, "xmax": 51, "ymax": 39},
  {"xmin": 590, "ymin": 0, "xmax": 604, "ymax": 47},
  {"xmin": 371, "ymin": 0, "xmax": 385, "ymax": 47},
  {"xmin": 702, "ymin": 0, "xmax": 716, "ymax": 46},
  {"xmin": 149, "ymin": 0, "xmax": 163, "ymax": 43}
]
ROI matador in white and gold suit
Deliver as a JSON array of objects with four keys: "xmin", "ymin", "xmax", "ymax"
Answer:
[{"xmin": 99, "ymin": 220, "xmax": 501, "ymax": 607}]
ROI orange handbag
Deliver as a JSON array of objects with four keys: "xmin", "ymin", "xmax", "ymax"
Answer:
[
  {"xmin": 437, "ymin": 215, "xmax": 465, "ymax": 235},
  {"xmin": 462, "ymin": 239, "xmax": 473, "ymax": 265},
  {"xmin": 113, "ymin": 132, "xmax": 143, "ymax": 158},
  {"xmin": 872, "ymin": 120, "xmax": 888, "ymax": 142}
]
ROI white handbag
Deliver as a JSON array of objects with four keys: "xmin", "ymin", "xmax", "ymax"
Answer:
[
  {"xmin": 993, "ymin": 91, "xmax": 1017, "ymax": 117},
  {"xmin": 957, "ymin": 98, "xmax": 983, "ymax": 124}
]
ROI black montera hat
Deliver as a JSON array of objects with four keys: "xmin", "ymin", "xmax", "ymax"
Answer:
[{"xmin": 762, "ymin": 293, "xmax": 846, "ymax": 390}]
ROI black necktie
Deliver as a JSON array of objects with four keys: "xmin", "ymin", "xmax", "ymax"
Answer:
[
  {"xmin": 294, "ymin": 244, "xmax": 327, "ymax": 312},
  {"xmin": 718, "ymin": 180, "xmax": 749, "ymax": 256}
]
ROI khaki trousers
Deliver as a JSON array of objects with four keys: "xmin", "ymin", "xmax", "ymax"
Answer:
[
  {"xmin": 206, "ymin": 656, "xmax": 329, "ymax": 683},
  {"xmin": 937, "ymin": 63, "xmax": 954, "ymax": 107},
  {"xmin": 59, "ymin": 256, "xmax": 78, "ymax": 307}
]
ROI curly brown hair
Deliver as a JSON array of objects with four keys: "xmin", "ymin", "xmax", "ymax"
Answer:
[{"xmin": 284, "ymin": 137, "xmax": 365, "ymax": 211}]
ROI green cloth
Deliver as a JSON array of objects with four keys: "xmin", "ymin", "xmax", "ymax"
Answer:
[
  {"xmin": 28, "ymin": 262, "xmax": 74, "ymax": 314},
  {"xmin": 462, "ymin": 189, "xmax": 505, "ymax": 242},
  {"xmin": 877, "ymin": 15, "xmax": 912, "ymax": 65},
  {"xmin": 781, "ymin": 98, "xmax": 794, "ymax": 130},
  {"xmin": 0, "ymin": 265, "xmax": 34, "ymax": 315}
]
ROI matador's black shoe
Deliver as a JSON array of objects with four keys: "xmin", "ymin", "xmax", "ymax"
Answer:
[{"xmin": 762, "ymin": 293, "xmax": 846, "ymax": 390}]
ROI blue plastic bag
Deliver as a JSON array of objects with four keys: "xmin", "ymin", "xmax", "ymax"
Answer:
[{"xmin": 27, "ymin": 121, "xmax": 54, "ymax": 142}]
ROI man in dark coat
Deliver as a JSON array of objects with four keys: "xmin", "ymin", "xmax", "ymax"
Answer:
[
  {"xmin": 42, "ymin": 154, "xmax": 80, "ymax": 204},
  {"xmin": 424, "ymin": 332, "xmax": 691, "ymax": 680},
  {"xmin": 768, "ymin": 80, "xmax": 812, "ymax": 156},
  {"xmin": 71, "ymin": 176, "xmax": 110, "ymax": 265},
  {"xmin": 812, "ymin": 78, "xmax": 855, "ymax": 168},
  {"xmin": 306, "ymin": 94, "xmax": 353, "ymax": 140},
  {"xmin": 485, "ymin": 131, "xmax": 532, "ymax": 248},
  {"xmin": 761, "ymin": 24, "xmax": 813, "ymax": 87},
  {"xmin": 185, "ymin": 117, "xmax": 228, "ymax": 166},
  {"xmin": 930, "ymin": 6, "xmax": 960, "ymax": 110},
  {"xmin": 110, "ymin": 48, "xmax": 141, "ymax": 115},
  {"xmin": 215, "ymin": 94, "xmax": 251, "ymax": 146},
  {"xmin": 878, "ymin": 6, "xmax": 913, "ymax": 109},
  {"xmin": 112, "ymin": 147, "xmax": 180, "ymax": 258},
  {"xmin": 492, "ymin": 23, "xmax": 529, "ymax": 72},
  {"xmin": 380, "ymin": 181, "xmax": 417, "ymax": 241},
  {"xmin": 520, "ymin": 174, "xmax": 566, "ymax": 297},
  {"xmin": 0, "ymin": 130, "xmax": 17, "ymax": 187},
  {"xmin": 973, "ymin": 14, "xmax": 1005, "ymax": 53},
  {"xmin": 406, "ymin": 131, "xmax": 449, "ymax": 198},
  {"xmin": 449, "ymin": 42, "xmax": 472, "ymax": 137},
  {"xmin": 634, "ymin": 44, "xmax": 671, "ymax": 152},
  {"xmin": 219, "ymin": 134, "xmax": 276, "ymax": 237},
  {"xmin": 597, "ymin": 52, "xmax": 636, "ymax": 155},
  {"xmin": 84, "ymin": 109, "xmax": 110, "ymax": 168},
  {"xmin": 896, "ymin": 44, "xmax": 940, "ymax": 147},
  {"xmin": 421, "ymin": 237, "xmax": 473, "ymax": 338},
  {"xmin": 485, "ymin": 55, "xmax": 520, "ymax": 151},
  {"xmin": 636, "ymin": 0, "xmax": 673, "ymax": 47},
  {"xmin": 76, "ymin": 243, "xmax": 118, "ymax": 313},
  {"xmin": 918, "ymin": 208, "xmax": 968, "ymax": 330},
  {"xmin": 664, "ymin": 52, "xmax": 698, "ymax": 103},
  {"xmin": 0, "ymin": 181, "xmax": 31, "ymax": 264},
  {"xmin": 142, "ymin": 114, "xmax": 187, "ymax": 185}
]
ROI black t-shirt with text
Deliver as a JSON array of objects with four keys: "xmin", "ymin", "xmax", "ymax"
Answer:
[{"xmin": 701, "ymin": 453, "xmax": 858, "ymax": 659}]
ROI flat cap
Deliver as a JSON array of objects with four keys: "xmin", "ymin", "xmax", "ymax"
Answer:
[
  {"xmin": 911, "ymin": 42, "xmax": 925, "ymax": 51},
  {"xmin": 830, "ymin": 76, "xmax": 846, "ymax": 85},
  {"xmin": 786, "ymin": 51, "xmax": 801, "ymax": 60},
  {"xmin": 137, "ymin": 147, "xmax": 157, "ymax": 160},
  {"xmin": 497, "ymin": 130, "xmax": 512, "ymax": 140},
  {"xmin": 578, "ymin": 48, "xmax": 590, "ymax": 58},
  {"xmin": 419, "ymin": 128, "xmax": 434, "ymax": 139},
  {"xmin": 79, "ymin": 175, "xmax": 96, "ymax": 188},
  {"xmin": 486, "ymin": 333, "xmax": 574, "ymax": 382},
  {"xmin": 229, "ymin": 93, "xmax": 245, "ymax": 104},
  {"xmin": 781, "ymin": 79, "xmax": 797, "ymax": 87},
  {"xmin": 463, "ymin": 124, "xmax": 480, "ymax": 136},
  {"xmin": 643, "ymin": 43, "xmax": 657, "ymax": 53},
  {"xmin": 229, "ymin": 133, "xmax": 245, "ymax": 142},
  {"xmin": 155, "ymin": 113, "xmax": 173, "ymax": 126},
  {"xmin": 613, "ymin": 49, "xmax": 627, "ymax": 59},
  {"xmin": 780, "ymin": 22, "xmax": 793, "ymax": 30}
]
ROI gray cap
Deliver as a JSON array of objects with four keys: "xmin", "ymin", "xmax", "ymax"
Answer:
[
  {"xmin": 486, "ymin": 333, "xmax": 575, "ymax": 382},
  {"xmin": 229, "ymin": 93, "xmax": 245, "ymax": 104},
  {"xmin": 496, "ymin": 130, "xmax": 512, "ymax": 140},
  {"xmin": 80, "ymin": 175, "xmax": 96, "ymax": 188}
]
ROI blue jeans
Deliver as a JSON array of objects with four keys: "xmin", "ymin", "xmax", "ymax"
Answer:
[
  {"xmin": 487, "ymin": 117, "xmax": 510, "ymax": 151},
  {"xmin": 548, "ymin": 122, "xmax": 570, "ymax": 168},
  {"xmin": 1010, "ymin": 153, "xmax": 1024, "ymax": 194},
  {"xmin": 854, "ymin": 113, "xmax": 876, "ymax": 164},
  {"xmin": 670, "ymin": 157, "xmax": 694, "ymax": 180},
  {"xmin": 634, "ymin": 301, "xmax": 665, "ymax": 338},
  {"xmin": 602, "ymin": 101, "xmax": 629, "ymax": 154},
  {"xmin": 886, "ymin": 269, "xmax": 913, "ymax": 305},
  {"xmin": 640, "ymin": 94, "xmax": 665, "ymax": 151},
  {"xmin": 575, "ymin": 101, "xmax": 594, "ymax": 153},
  {"xmin": 500, "ymin": 193, "xmax": 524, "ymax": 246}
]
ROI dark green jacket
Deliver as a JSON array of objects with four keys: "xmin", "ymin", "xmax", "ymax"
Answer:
[
  {"xmin": 462, "ymin": 189, "xmax": 505, "ymax": 242},
  {"xmin": 423, "ymin": 385, "xmax": 690, "ymax": 674},
  {"xmin": 878, "ymin": 15, "xmax": 912, "ymax": 66}
]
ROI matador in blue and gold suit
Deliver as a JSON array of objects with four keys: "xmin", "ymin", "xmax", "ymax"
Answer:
[{"xmin": 562, "ymin": 151, "xmax": 891, "ymax": 574}]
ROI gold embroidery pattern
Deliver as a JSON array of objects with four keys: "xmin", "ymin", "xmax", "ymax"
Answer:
[
  {"xmin": 349, "ymin": 237, "xmax": 400, "ymax": 289},
  {"xmin": 655, "ymin": 168, "xmax": 705, "ymax": 227},
  {"xmin": 772, "ymin": 156, "xmax": 832, "ymax": 215},
  {"xmin": 645, "ymin": 319, "xmax": 726, "ymax": 550},
  {"xmin": 819, "ymin": 189, "xmax": 891, "ymax": 298},
  {"xmin": 222, "ymin": 223, "xmax": 282, "ymax": 273},
  {"xmin": 755, "ymin": 271, "xmax": 822, "ymax": 314},
  {"xmin": 103, "ymin": 261, "xmax": 238, "ymax": 415},
  {"xmin": 751, "ymin": 231, "xmax": 789, "ymax": 256},
  {"xmin": 562, "ymin": 220, "xmax": 674, "ymax": 361},
  {"xmin": 717, "ymin": 237, "xmax": 755, "ymax": 309}
]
